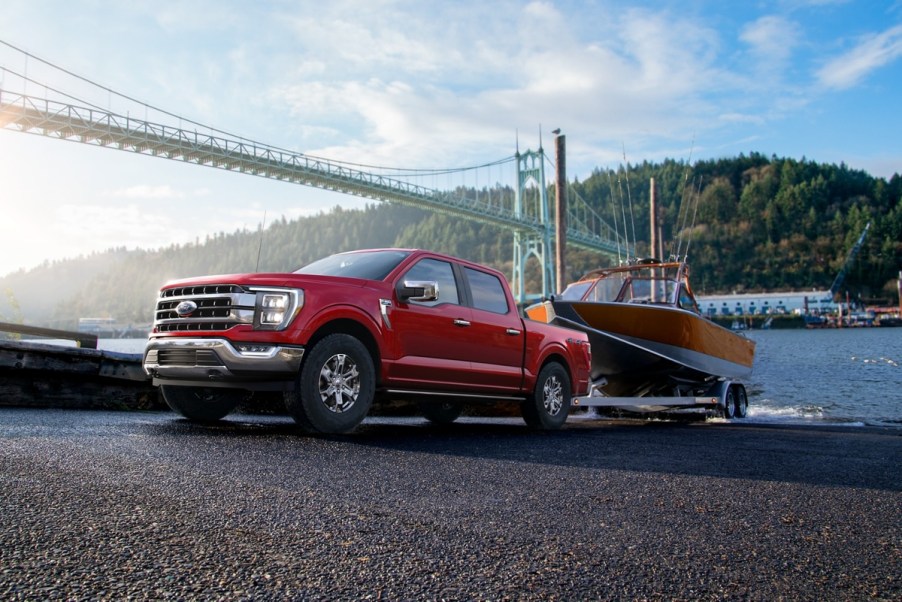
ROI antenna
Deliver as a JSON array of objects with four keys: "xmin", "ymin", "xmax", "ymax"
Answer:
[
  {"xmin": 255, "ymin": 210, "xmax": 267, "ymax": 272},
  {"xmin": 670, "ymin": 138, "xmax": 696, "ymax": 260},
  {"xmin": 606, "ymin": 169, "xmax": 623, "ymax": 264},
  {"xmin": 682, "ymin": 177, "xmax": 703, "ymax": 260},
  {"xmin": 616, "ymin": 170, "xmax": 631, "ymax": 261},
  {"xmin": 621, "ymin": 144, "xmax": 638, "ymax": 259}
]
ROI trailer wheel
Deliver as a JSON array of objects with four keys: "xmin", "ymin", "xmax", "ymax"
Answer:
[
  {"xmin": 285, "ymin": 334, "xmax": 374, "ymax": 434},
  {"xmin": 733, "ymin": 384, "xmax": 749, "ymax": 418},
  {"xmin": 419, "ymin": 401, "xmax": 464, "ymax": 425},
  {"xmin": 722, "ymin": 385, "xmax": 736, "ymax": 419},
  {"xmin": 161, "ymin": 386, "xmax": 245, "ymax": 422},
  {"xmin": 522, "ymin": 362, "xmax": 571, "ymax": 430}
]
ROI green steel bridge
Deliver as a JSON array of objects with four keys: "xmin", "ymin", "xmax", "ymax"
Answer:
[{"xmin": 0, "ymin": 87, "xmax": 624, "ymax": 300}]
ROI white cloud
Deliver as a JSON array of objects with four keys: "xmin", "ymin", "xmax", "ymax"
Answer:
[
  {"xmin": 817, "ymin": 24, "xmax": 902, "ymax": 89},
  {"xmin": 269, "ymin": 4, "xmax": 737, "ymax": 172},
  {"xmin": 740, "ymin": 15, "xmax": 800, "ymax": 66}
]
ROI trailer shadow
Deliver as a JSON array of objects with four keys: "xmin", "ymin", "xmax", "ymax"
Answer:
[{"xmin": 153, "ymin": 411, "xmax": 902, "ymax": 492}]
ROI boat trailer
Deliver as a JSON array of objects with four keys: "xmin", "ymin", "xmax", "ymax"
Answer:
[{"xmin": 572, "ymin": 378, "xmax": 750, "ymax": 419}]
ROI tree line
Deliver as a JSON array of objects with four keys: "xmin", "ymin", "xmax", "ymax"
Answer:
[{"xmin": 1, "ymin": 153, "xmax": 899, "ymax": 329}]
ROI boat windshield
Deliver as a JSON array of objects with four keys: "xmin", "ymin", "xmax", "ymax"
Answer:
[
  {"xmin": 619, "ymin": 276, "xmax": 678, "ymax": 304},
  {"xmin": 562, "ymin": 271, "xmax": 679, "ymax": 304},
  {"xmin": 559, "ymin": 281, "xmax": 595, "ymax": 301}
]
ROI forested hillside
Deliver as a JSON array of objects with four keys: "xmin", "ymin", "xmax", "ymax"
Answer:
[
  {"xmin": 1, "ymin": 153, "xmax": 899, "ymax": 329},
  {"xmin": 573, "ymin": 153, "xmax": 901, "ymax": 297}
]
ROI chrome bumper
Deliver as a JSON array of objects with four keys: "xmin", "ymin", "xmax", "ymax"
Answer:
[{"xmin": 144, "ymin": 337, "xmax": 305, "ymax": 389}]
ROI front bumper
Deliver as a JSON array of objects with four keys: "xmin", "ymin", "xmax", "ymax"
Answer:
[{"xmin": 143, "ymin": 337, "xmax": 305, "ymax": 390}]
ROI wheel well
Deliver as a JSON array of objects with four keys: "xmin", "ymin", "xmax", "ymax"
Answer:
[
  {"xmin": 306, "ymin": 319, "xmax": 381, "ymax": 375},
  {"xmin": 540, "ymin": 353, "xmax": 572, "ymax": 387}
]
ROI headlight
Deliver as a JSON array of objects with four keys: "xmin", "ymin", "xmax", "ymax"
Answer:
[{"xmin": 252, "ymin": 288, "xmax": 303, "ymax": 330}]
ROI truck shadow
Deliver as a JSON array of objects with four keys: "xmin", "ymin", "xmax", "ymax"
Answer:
[{"xmin": 155, "ymin": 412, "xmax": 902, "ymax": 492}]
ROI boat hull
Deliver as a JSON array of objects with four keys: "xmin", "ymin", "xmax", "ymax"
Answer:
[{"xmin": 528, "ymin": 300, "xmax": 755, "ymax": 396}]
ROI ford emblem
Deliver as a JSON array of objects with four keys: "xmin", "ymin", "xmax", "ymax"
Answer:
[{"xmin": 175, "ymin": 300, "xmax": 198, "ymax": 317}]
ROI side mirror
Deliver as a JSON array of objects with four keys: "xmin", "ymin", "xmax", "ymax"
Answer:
[{"xmin": 397, "ymin": 280, "xmax": 438, "ymax": 303}]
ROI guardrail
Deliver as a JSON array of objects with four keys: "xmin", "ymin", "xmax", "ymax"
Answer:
[{"xmin": 0, "ymin": 321, "xmax": 98, "ymax": 349}]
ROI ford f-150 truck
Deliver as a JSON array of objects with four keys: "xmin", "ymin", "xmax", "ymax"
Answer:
[{"xmin": 143, "ymin": 248, "xmax": 591, "ymax": 433}]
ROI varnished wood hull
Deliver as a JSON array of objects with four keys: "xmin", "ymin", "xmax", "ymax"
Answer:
[{"xmin": 527, "ymin": 301, "xmax": 756, "ymax": 396}]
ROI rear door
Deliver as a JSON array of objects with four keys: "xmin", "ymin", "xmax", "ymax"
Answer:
[{"xmin": 458, "ymin": 265, "xmax": 525, "ymax": 392}]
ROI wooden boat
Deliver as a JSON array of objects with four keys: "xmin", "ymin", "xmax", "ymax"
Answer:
[{"xmin": 525, "ymin": 260, "xmax": 755, "ymax": 398}]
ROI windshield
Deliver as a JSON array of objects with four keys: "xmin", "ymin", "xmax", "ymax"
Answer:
[{"xmin": 296, "ymin": 250, "xmax": 411, "ymax": 280}]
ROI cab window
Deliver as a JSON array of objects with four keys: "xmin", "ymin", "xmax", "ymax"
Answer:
[
  {"xmin": 401, "ymin": 258, "xmax": 460, "ymax": 306},
  {"xmin": 464, "ymin": 267, "xmax": 509, "ymax": 314}
]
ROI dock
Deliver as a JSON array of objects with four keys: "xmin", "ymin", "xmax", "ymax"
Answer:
[{"xmin": 0, "ymin": 322, "xmax": 159, "ymax": 410}]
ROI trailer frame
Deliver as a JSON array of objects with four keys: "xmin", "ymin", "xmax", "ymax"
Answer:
[{"xmin": 572, "ymin": 378, "xmax": 749, "ymax": 419}]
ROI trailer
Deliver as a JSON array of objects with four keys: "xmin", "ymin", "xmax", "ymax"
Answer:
[{"xmin": 572, "ymin": 377, "xmax": 749, "ymax": 419}]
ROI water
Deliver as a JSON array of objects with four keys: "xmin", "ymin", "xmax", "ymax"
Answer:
[
  {"xmin": 742, "ymin": 328, "xmax": 902, "ymax": 428},
  {"xmin": 55, "ymin": 331, "xmax": 902, "ymax": 428}
]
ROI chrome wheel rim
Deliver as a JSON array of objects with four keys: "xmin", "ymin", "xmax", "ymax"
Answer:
[
  {"xmin": 543, "ymin": 375, "xmax": 564, "ymax": 416},
  {"xmin": 317, "ymin": 353, "xmax": 361, "ymax": 413}
]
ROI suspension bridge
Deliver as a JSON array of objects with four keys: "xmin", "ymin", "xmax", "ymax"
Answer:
[{"xmin": 0, "ymin": 41, "xmax": 625, "ymax": 301}]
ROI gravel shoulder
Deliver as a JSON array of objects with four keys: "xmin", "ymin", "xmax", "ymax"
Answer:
[{"xmin": 1, "ymin": 409, "xmax": 900, "ymax": 600}]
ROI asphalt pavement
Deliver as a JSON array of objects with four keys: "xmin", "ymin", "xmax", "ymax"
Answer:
[{"xmin": 1, "ymin": 408, "xmax": 900, "ymax": 600}]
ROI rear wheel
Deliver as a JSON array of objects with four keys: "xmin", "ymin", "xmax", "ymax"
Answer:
[
  {"xmin": 521, "ymin": 362, "xmax": 571, "ymax": 430},
  {"xmin": 722, "ymin": 385, "xmax": 736, "ymax": 419},
  {"xmin": 733, "ymin": 384, "xmax": 749, "ymax": 418},
  {"xmin": 285, "ymin": 334, "xmax": 375, "ymax": 434},
  {"xmin": 419, "ymin": 401, "xmax": 464, "ymax": 425},
  {"xmin": 161, "ymin": 386, "xmax": 245, "ymax": 422}
]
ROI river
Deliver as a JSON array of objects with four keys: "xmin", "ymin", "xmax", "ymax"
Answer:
[
  {"xmin": 98, "ymin": 328, "xmax": 902, "ymax": 428},
  {"xmin": 743, "ymin": 327, "xmax": 902, "ymax": 428}
]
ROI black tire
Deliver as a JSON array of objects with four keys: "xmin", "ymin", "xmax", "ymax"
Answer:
[
  {"xmin": 521, "ymin": 362, "xmax": 571, "ymax": 430},
  {"xmin": 161, "ymin": 386, "xmax": 245, "ymax": 422},
  {"xmin": 722, "ymin": 385, "xmax": 736, "ymax": 419},
  {"xmin": 734, "ymin": 384, "xmax": 749, "ymax": 418},
  {"xmin": 285, "ymin": 334, "xmax": 375, "ymax": 434},
  {"xmin": 419, "ymin": 401, "xmax": 464, "ymax": 425}
]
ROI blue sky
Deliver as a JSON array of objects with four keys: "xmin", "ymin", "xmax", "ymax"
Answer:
[{"xmin": 1, "ymin": 0, "xmax": 900, "ymax": 277}]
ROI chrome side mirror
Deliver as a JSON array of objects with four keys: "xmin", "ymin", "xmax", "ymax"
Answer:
[{"xmin": 397, "ymin": 280, "xmax": 439, "ymax": 303}]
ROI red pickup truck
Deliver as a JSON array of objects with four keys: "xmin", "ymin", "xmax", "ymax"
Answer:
[{"xmin": 143, "ymin": 249, "xmax": 591, "ymax": 433}]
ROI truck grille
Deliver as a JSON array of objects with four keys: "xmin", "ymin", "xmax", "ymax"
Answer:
[{"xmin": 154, "ymin": 284, "xmax": 256, "ymax": 333}]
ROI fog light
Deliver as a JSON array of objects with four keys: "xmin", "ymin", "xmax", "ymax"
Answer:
[{"xmin": 237, "ymin": 344, "xmax": 273, "ymax": 355}]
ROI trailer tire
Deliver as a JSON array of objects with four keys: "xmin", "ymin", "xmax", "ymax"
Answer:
[
  {"xmin": 734, "ymin": 384, "xmax": 749, "ymax": 418},
  {"xmin": 522, "ymin": 362, "xmax": 571, "ymax": 430},
  {"xmin": 161, "ymin": 386, "xmax": 245, "ymax": 422},
  {"xmin": 722, "ymin": 385, "xmax": 736, "ymax": 419},
  {"xmin": 419, "ymin": 401, "xmax": 464, "ymax": 425},
  {"xmin": 285, "ymin": 334, "xmax": 374, "ymax": 434}
]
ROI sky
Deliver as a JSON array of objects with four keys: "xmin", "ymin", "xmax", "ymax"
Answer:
[{"xmin": 1, "ymin": 0, "xmax": 900, "ymax": 278}]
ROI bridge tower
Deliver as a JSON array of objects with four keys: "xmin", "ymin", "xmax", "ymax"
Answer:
[{"xmin": 512, "ymin": 148, "xmax": 555, "ymax": 304}]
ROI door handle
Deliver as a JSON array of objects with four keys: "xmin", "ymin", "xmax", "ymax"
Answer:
[
  {"xmin": 506, "ymin": 328, "xmax": 521, "ymax": 336},
  {"xmin": 453, "ymin": 319, "xmax": 471, "ymax": 327}
]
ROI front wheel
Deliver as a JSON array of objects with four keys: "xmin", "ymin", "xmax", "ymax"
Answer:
[
  {"xmin": 521, "ymin": 362, "xmax": 571, "ymax": 430},
  {"xmin": 161, "ymin": 386, "xmax": 246, "ymax": 422},
  {"xmin": 285, "ymin": 334, "xmax": 375, "ymax": 434}
]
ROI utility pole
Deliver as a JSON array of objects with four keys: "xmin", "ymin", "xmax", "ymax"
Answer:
[{"xmin": 554, "ymin": 131, "xmax": 567, "ymax": 294}]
